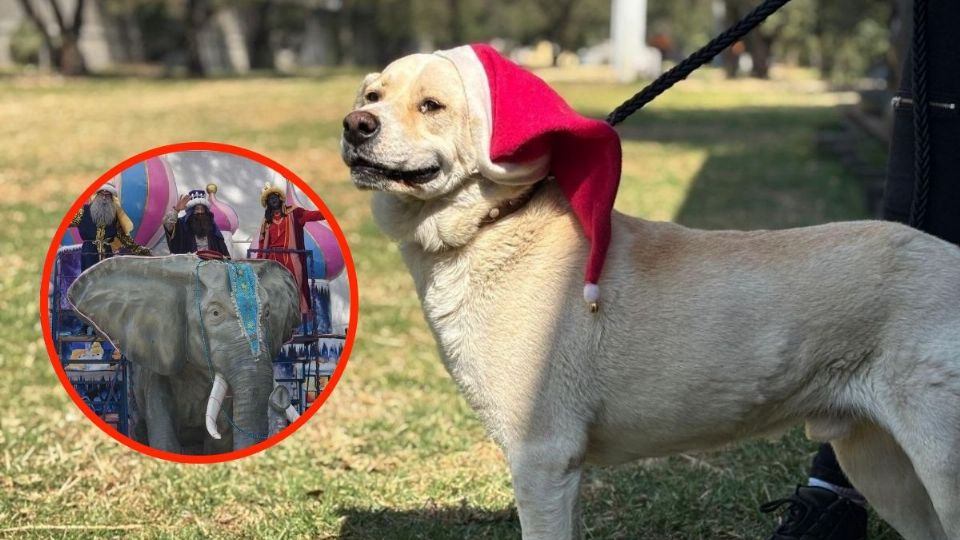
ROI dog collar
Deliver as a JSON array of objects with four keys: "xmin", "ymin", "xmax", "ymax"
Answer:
[{"xmin": 478, "ymin": 179, "xmax": 546, "ymax": 228}]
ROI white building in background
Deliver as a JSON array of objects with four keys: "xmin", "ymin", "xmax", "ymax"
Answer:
[{"xmin": 610, "ymin": 0, "xmax": 662, "ymax": 82}]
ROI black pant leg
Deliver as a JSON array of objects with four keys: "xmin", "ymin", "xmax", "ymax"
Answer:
[
  {"xmin": 810, "ymin": 443, "xmax": 853, "ymax": 488},
  {"xmin": 815, "ymin": 0, "xmax": 960, "ymax": 489},
  {"xmin": 883, "ymin": 0, "xmax": 960, "ymax": 245}
]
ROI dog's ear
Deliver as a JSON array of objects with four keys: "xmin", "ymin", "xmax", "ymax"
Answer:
[{"xmin": 353, "ymin": 72, "xmax": 380, "ymax": 109}]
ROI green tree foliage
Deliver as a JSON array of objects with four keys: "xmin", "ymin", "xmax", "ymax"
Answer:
[
  {"xmin": 647, "ymin": 0, "xmax": 715, "ymax": 59},
  {"xmin": 409, "ymin": 0, "xmax": 610, "ymax": 52},
  {"xmin": 648, "ymin": 0, "xmax": 891, "ymax": 82},
  {"xmin": 811, "ymin": 0, "xmax": 891, "ymax": 83},
  {"xmin": 124, "ymin": 1, "xmax": 183, "ymax": 64},
  {"xmin": 7, "ymin": 0, "xmax": 895, "ymax": 80},
  {"xmin": 10, "ymin": 18, "xmax": 44, "ymax": 65}
]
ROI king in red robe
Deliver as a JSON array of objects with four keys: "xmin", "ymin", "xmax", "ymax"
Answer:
[{"xmin": 256, "ymin": 185, "xmax": 325, "ymax": 314}]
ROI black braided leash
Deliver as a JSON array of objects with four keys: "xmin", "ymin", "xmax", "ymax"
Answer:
[
  {"xmin": 606, "ymin": 0, "xmax": 794, "ymax": 127},
  {"xmin": 908, "ymin": 0, "xmax": 931, "ymax": 229}
]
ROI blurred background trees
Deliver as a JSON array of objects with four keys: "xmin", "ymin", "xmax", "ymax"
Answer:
[{"xmin": 0, "ymin": 0, "xmax": 907, "ymax": 88}]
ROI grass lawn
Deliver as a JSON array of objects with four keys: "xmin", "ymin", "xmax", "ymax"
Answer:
[{"xmin": 0, "ymin": 68, "xmax": 899, "ymax": 539}]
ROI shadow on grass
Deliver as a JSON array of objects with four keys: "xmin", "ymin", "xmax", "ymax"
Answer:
[
  {"xmin": 337, "ymin": 503, "xmax": 519, "ymax": 539},
  {"xmin": 604, "ymin": 105, "xmax": 872, "ymax": 228},
  {"xmin": 585, "ymin": 104, "xmax": 838, "ymax": 140}
]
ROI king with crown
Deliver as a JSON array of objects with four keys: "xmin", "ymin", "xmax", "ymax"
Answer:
[
  {"xmin": 163, "ymin": 189, "xmax": 232, "ymax": 257},
  {"xmin": 255, "ymin": 184, "xmax": 326, "ymax": 314},
  {"xmin": 70, "ymin": 182, "xmax": 151, "ymax": 271}
]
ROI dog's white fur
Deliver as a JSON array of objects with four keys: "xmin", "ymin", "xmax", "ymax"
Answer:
[{"xmin": 342, "ymin": 53, "xmax": 960, "ymax": 539}]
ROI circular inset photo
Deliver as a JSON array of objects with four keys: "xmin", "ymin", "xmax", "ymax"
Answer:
[{"xmin": 39, "ymin": 142, "xmax": 357, "ymax": 463}]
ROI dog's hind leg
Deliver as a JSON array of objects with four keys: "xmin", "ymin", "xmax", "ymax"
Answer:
[
  {"xmin": 507, "ymin": 441, "xmax": 585, "ymax": 540},
  {"xmin": 831, "ymin": 421, "xmax": 948, "ymax": 540},
  {"xmin": 886, "ymin": 395, "xmax": 960, "ymax": 538},
  {"xmin": 911, "ymin": 459, "xmax": 960, "ymax": 540}
]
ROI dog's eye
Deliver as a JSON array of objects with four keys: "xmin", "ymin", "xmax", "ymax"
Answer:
[
  {"xmin": 419, "ymin": 99, "xmax": 444, "ymax": 113},
  {"xmin": 365, "ymin": 91, "xmax": 379, "ymax": 103}
]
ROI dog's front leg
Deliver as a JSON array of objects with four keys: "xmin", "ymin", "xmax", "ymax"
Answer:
[{"xmin": 508, "ymin": 443, "xmax": 585, "ymax": 540}]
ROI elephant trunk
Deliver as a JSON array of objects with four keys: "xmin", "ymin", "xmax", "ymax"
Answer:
[
  {"xmin": 226, "ymin": 365, "xmax": 272, "ymax": 451},
  {"xmin": 205, "ymin": 372, "xmax": 228, "ymax": 440}
]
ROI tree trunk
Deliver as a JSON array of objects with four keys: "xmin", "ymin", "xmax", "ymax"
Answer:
[
  {"xmin": 183, "ymin": 0, "xmax": 213, "ymax": 77},
  {"xmin": 119, "ymin": 5, "xmax": 145, "ymax": 63},
  {"xmin": 722, "ymin": 48, "xmax": 740, "ymax": 79},
  {"xmin": 247, "ymin": 0, "xmax": 273, "ymax": 70},
  {"xmin": 448, "ymin": 0, "xmax": 463, "ymax": 46},
  {"xmin": 540, "ymin": 0, "xmax": 578, "ymax": 58},
  {"xmin": 746, "ymin": 33, "xmax": 773, "ymax": 79},
  {"xmin": 16, "ymin": 0, "xmax": 88, "ymax": 75},
  {"xmin": 722, "ymin": 0, "xmax": 746, "ymax": 79},
  {"xmin": 59, "ymin": 31, "xmax": 87, "ymax": 76},
  {"xmin": 185, "ymin": 31, "xmax": 204, "ymax": 77},
  {"xmin": 814, "ymin": 0, "xmax": 833, "ymax": 79},
  {"xmin": 336, "ymin": 1, "xmax": 355, "ymax": 66}
]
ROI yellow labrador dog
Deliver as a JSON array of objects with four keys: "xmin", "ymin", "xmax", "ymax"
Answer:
[{"xmin": 341, "ymin": 50, "xmax": 960, "ymax": 540}]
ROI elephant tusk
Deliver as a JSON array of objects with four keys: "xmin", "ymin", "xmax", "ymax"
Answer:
[
  {"xmin": 205, "ymin": 373, "xmax": 228, "ymax": 440},
  {"xmin": 284, "ymin": 405, "xmax": 300, "ymax": 424}
]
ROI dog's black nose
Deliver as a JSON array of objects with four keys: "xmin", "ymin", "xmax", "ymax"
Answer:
[{"xmin": 343, "ymin": 111, "xmax": 380, "ymax": 146}]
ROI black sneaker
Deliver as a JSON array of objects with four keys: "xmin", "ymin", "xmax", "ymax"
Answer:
[{"xmin": 760, "ymin": 485, "xmax": 867, "ymax": 540}]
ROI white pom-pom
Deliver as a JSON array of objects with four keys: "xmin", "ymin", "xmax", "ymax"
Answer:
[{"xmin": 583, "ymin": 283, "xmax": 600, "ymax": 303}]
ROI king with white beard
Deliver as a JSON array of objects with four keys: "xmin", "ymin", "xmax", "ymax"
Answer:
[{"xmin": 70, "ymin": 182, "xmax": 151, "ymax": 271}]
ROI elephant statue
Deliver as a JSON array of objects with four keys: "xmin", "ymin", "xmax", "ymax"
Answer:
[{"xmin": 67, "ymin": 254, "xmax": 301, "ymax": 454}]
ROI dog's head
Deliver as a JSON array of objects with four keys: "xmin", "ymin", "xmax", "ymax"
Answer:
[
  {"xmin": 345, "ymin": 46, "xmax": 619, "ymax": 305},
  {"xmin": 341, "ymin": 53, "xmax": 479, "ymax": 200}
]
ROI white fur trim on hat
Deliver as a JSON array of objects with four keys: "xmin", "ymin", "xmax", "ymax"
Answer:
[
  {"xmin": 435, "ymin": 46, "xmax": 550, "ymax": 185},
  {"xmin": 185, "ymin": 199, "xmax": 210, "ymax": 210},
  {"xmin": 97, "ymin": 183, "xmax": 119, "ymax": 196},
  {"xmin": 184, "ymin": 190, "xmax": 211, "ymax": 211}
]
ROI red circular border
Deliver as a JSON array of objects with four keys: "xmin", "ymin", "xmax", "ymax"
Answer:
[{"xmin": 38, "ymin": 141, "xmax": 359, "ymax": 464}]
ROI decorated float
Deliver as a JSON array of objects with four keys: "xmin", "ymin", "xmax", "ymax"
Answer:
[{"xmin": 51, "ymin": 155, "xmax": 346, "ymax": 452}]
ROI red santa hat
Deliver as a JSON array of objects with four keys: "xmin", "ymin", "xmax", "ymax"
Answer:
[{"xmin": 436, "ymin": 44, "xmax": 622, "ymax": 309}]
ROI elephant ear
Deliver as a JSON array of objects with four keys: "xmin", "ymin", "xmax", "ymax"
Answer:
[
  {"xmin": 250, "ymin": 260, "xmax": 301, "ymax": 350},
  {"xmin": 67, "ymin": 255, "xmax": 191, "ymax": 376}
]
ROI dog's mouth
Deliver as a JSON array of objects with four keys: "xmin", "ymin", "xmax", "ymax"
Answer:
[{"xmin": 347, "ymin": 156, "xmax": 441, "ymax": 188}]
